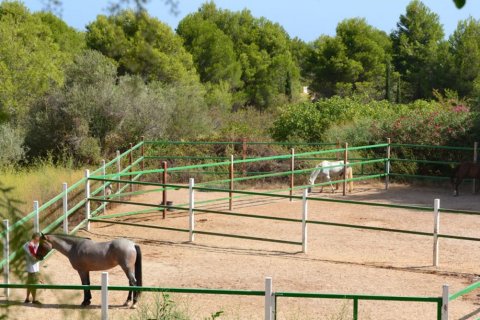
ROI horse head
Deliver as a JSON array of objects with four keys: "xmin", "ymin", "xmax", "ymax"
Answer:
[{"xmin": 36, "ymin": 233, "xmax": 53, "ymax": 260}]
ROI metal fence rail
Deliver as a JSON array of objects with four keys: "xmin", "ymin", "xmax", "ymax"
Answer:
[{"xmin": 0, "ymin": 276, "xmax": 445, "ymax": 320}]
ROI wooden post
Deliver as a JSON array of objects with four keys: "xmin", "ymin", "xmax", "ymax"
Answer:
[
  {"xmin": 141, "ymin": 136, "xmax": 145, "ymax": 172},
  {"xmin": 302, "ymin": 189, "xmax": 308, "ymax": 253},
  {"xmin": 229, "ymin": 155, "xmax": 234, "ymax": 211},
  {"xmin": 101, "ymin": 272, "xmax": 109, "ymax": 320},
  {"xmin": 162, "ymin": 161, "xmax": 168, "ymax": 219},
  {"xmin": 433, "ymin": 199, "xmax": 440, "ymax": 267},
  {"xmin": 116, "ymin": 150, "xmax": 121, "ymax": 195},
  {"xmin": 265, "ymin": 277, "xmax": 274, "ymax": 320},
  {"xmin": 85, "ymin": 169, "xmax": 91, "ymax": 231},
  {"xmin": 3, "ymin": 219, "xmax": 9, "ymax": 298},
  {"xmin": 189, "ymin": 178, "xmax": 195, "ymax": 242},
  {"xmin": 343, "ymin": 143, "xmax": 348, "ymax": 196},
  {"xmin": 385, "ymin": 138, "xmax": 391, "ymax": 190},
  {"xmin": 290, "ymin": 148, "xmax": 295, "ymax": 202},
  {"xmin": 63, "ymin": 182, "xmax": 68, "ymax": 234},
  {"xmin": 242, "ymin": 137, "xmax": 247, "ymax": 177},
  {"xmin": 473, "ymin": 142, "xmax": 478, "ymax": 194},
  {"xmin": 441, "ymin": 284, "xmax": 449, "ymax": 320},
  {"xmin": 33, "ymin": 200, "xmax": 39, "ymax": 233},
  {"xmin": 129, "ymin": 143, "xmax": 133, "ymax": 193}
]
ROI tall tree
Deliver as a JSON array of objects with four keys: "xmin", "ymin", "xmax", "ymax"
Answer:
[
  {"xmin": 85, "ymin": 10, "xmax": 198, "ymax": 84},
  {"xmin": 177, "ymin": 2, "xmax": 300, "ymax": 110},
  {"xmin": 177, "ymin": 15, "xmax": 241, "ymax": 88},
  {"xmin": 34, "ymin": 11, "xmax": 85, "ymax": 58},
  {"xmin": 307, "ymin": 18, "xmax": 391, "ymax": 99},
  {"xmin": 0, "ymin": 2, "xmax": 68, "ymax": 124},
  {"xmin": 449, "ymin": 17, "xmax": 480, "ymax": 97},
  {"xmin": 391, "ymin": 0, "xmax": 445, "ymax": 100}
]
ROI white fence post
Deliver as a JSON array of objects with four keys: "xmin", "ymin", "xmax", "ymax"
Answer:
[
  {"xmin": 433, "ymin": 199, "xmax": 440, "ymax": 267},
  {"xmin": 33, "ymin": 201, "xmax": 39, "ymax": 233},
  {"xmin": 85, "ymin": 169, "xmax": 91, "ymax": 231},
  {"xmin": 189, "ymin": 178, "xmax": 195, "ymax": 242},
  {"xmin": 473, "ymin": 142, "xmax": 478, "ymax": 194},
  {"xmin": 441, "ymin": 284, "xmax": 449, "ymax": 320},
  {"xmin": 102, "ymin": 159, "xmax": 107, "ymax": 215},
  {"xmin": 385, "ymin": 138, "xmax": 391, "ymax": 190},
  {"xmin": 265, "ymin": 277, "xmax": 274, "ymax": 320},
  {"xmin": 302, "ymin": 189, "xmax": 308, "ymax": 253},
  {"xmin": 116, "ymin": 150, "xmax": 121, "ymax": 195},
  {"xmin": 290, "ymin": 148, "xmax": 295, "ymax": 202},
  {"xmin": 101, "ymin": 272, "xmax": 109, "ymax": 320},
  {"xmin": 63, "ymin": 183, "xmax": 68, "ymax": 234},
  {"xmin": 3, "ymin": 219, "xmax": 9, "ymax": 298}
]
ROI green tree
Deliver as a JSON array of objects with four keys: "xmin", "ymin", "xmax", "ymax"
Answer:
[
  {"xmin": 0, "ymin": 1, "xmax": 67, "ymax": 124},
  {"xmin": 24, "ymin": 50, "xmax": 209, "ymax": 161},
  {"xmin": 86, "ymin": 9, "xmax": 198, "ymax": 84},
  {"xmin": 307, "ymin": 18, "xmax": 391, "ymax": 99},
  {"xmin": 177, "ymin": 2, "xmax": 300, "ymax": 110},
  {"xmin": 449, "ymin": 17, "xmax": 480, "ymax": 97},
  {"xmin": 391, "ymin": 0, "xmax": 446, "ymax": 100},
  {"xmin": 34, "ymin": 11, "xmax": 85, "ymax": 58},
  {"xmin": 177, "ymin": 15, "xmax": 241, "ymax": 87}
]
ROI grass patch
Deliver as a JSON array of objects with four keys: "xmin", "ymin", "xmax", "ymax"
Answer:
[{"xmin": 0, "ymin": 160, "xmax": 84, "ymax": 214}]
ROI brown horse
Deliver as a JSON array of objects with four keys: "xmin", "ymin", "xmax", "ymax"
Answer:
[
  {"xmin": 36, "ymin": 234, "xmax": 142, "ymax": 308},
  {"xmin": 451, "ymin": 162, "xmax": 480, "ymax": 196}
]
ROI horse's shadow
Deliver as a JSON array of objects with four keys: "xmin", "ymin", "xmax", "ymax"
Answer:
[
  {"xmin": 0, "ymin": 300, "xmax": 126, "ymax": 310},
  {"xmin": 27, "ymin": 303, "xmax": 127, "ymax": 310}
]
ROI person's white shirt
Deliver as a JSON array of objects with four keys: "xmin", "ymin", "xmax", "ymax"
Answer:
[{"xmin": 23, "ymin": 242, "xmax": 40, "ymax": 273}]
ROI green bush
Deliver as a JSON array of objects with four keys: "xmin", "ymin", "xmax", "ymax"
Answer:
[
  {"xmin": 0, "ymin": 124, "xmax": 26, "ymax": 167},
  {"xmin": 324, "ymin": 101, "xmax": 478, "ymax": 176}
]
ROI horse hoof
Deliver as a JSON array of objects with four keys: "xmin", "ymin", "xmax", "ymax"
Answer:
[
  {"xmin": 81, "ymin": 301, "xmax": 91, "ymax": 307},
  {"xmin": 123, "ymin": 301, "xmax": 130, "ymax": 307},
  {"xmin": 130, "ymin": 303, "xmax": 137, "ymax": 309}
]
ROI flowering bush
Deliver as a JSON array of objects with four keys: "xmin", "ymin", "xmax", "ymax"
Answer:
[{"xmin": 323, "ymin": 100, "xmax": 478, "ymax": 176}]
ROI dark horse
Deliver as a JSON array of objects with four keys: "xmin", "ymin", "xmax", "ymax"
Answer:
[
  {"xmin": 451, "ymin": 162, "xmax": 480, "ymax": 196},
  {"xmin": 36, "ymin": 234, "xmax": 142, "ymax": 308}
]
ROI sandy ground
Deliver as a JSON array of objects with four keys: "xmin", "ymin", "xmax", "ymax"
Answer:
[{"xmin": 3, "ymin": 180, "xmax": 480, "ymax": 320}]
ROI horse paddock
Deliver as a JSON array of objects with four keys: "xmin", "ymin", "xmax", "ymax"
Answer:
[{"xmin": 3, "ymin": 181, "xmax": 480, "ymax": 320}]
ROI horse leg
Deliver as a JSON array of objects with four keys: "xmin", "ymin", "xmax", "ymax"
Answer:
[
  {"xmin": 121, "ymin": 265, "xmax": 137, "ymax": 308},
  {"xmin": 308, "ymin": 166, "xmax": 322, "ymax": 193},
  {"xmin": 78, "ymin": 271, "xmax": 92, "ymax": 306},
  {"xmin": 327, "ymin": 176, "xmax": 335, "ymax": 193},
  {"xmin": 453, "ymin": 178, "xmax": 461, "ymax": 196}
]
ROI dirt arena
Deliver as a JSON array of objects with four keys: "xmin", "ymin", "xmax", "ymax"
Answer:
[{"xmin": 3, "ymin": 180, "xmax": 480, "ymax": 320}]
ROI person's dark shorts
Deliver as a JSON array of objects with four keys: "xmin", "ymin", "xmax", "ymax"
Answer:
[{"xmin": 26, "ymin": 272, "xmax": 39, "ymax": 284}]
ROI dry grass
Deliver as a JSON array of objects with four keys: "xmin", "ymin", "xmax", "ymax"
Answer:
[{"xmin": 0, "ymin": 162, "xmax": 84, "ymax": 214}]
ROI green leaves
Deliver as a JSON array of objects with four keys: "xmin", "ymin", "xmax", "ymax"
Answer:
[
  {"xmin": 307, "ymin": 18, "xmax": 391, "ymax": 99},
  {"xmin": 0, "ymin": 2, "xmax": 78, "ymax": 124},
  {"xmin": 454, "ymin": 0, "xmax": 466, "ymax": 8},
  {"xmin": 391, "ymin": 0, "xmax": 446, "ymax": 100},
  {"xmin": 86, "ymin": 10, "xmax": 198, "ymax": 84},
  {"xmin": 177, "ymin": 3, "xmax": 300, "ymax": 110}
]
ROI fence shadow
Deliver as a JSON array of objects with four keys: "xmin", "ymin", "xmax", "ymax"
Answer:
[
  {"xmin": 459, "ymin": 307, "xmax": 480, "ymax": 320},
  {"xmin": 310, "ymin": 183, "xmax": 480, "ymax": 212}
]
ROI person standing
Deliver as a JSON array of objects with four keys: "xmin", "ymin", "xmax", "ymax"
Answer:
[{"xmin": 23, "ymin": 232, "xmax": 42, "ymax": 304}]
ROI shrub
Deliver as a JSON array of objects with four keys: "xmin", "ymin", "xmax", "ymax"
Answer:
[{"xmin": 0, "ymin": 124, "xmax": 26, "ymax": 167}]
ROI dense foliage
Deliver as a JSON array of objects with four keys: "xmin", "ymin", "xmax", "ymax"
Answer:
[{"xmin": 0, "ymin": 0, "xmax": 480, "ymax": 168}]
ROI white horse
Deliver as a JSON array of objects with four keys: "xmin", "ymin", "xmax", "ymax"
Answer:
[{"xmin": 308, "ymin": 160, "xmax": 353, "ymax": 193}]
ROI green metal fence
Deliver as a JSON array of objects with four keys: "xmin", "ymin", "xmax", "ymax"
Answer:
[
  {"xmin": 0, "ymin": 279, "xmax": 446, "ymax": 320},
  {"xmin": 3, "ymin": 139, "xmax": 480, "ymax": 319}
]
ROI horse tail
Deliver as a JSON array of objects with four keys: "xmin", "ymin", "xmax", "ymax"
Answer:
[{"xmin": 134, "ymin": 245, "xmax": 142, "ymax": 289}]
